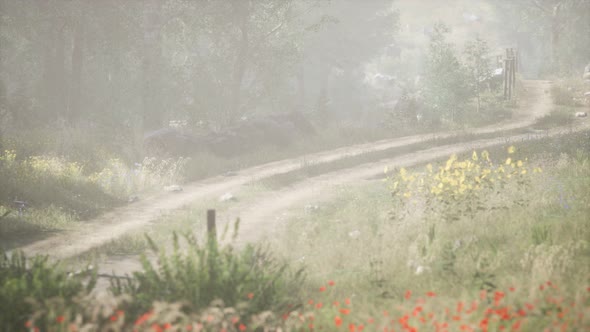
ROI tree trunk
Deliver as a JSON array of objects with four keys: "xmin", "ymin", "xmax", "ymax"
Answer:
[
  {"xmin": 228, "ymin": 2, "xmax": 250, "ymax": 124},
  {"xmin": 69, "ymin": 18, "xmax": 85, "ymax": 121},
  {"xmin": 549, "ymin": 3, "xmax": 562, "ymax": 66},
  {"xmin": 137, "ymin": 0, "xmax": 162, "ymax": 158}
]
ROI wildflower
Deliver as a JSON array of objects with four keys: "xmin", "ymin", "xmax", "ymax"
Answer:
[
  {"xmin": 110, "ymin": 315, "xmax": 118, "ymax": 322},
  {"xmin": 457, "ymin": 302, "xmax": 464, "ymax": 313},
  {"xmin": 56, "ymin": 316, "xmax": 65, "ymax": 324},
  {"xmin": 505, "ymin": 158, "xmax": 512, "ymax": 165},
  {"xmin": 472, "ymin": 151, "xmax": 478, "ymax": 161},
  {"xmin": 426, "ymin": 291, "xmax": 436, "ymax": 297},
  {"xmin": 186, "ymin": 325, "xmax": 193, "ymax": 331},
  {"xmin": 231, "ymin": 317, "xmax": 240, "ymax": 324},
  {"xmin": 335, "ymin": 316, "xmax": 343, "ymax": 327},
  {"xmin": 319, "ymin": 286, "xmax": 326, "ymax": 292},
  {"xmin": 333, "ymin": 301, "xmax": 340, "ymax": 307},
  {"xmin": 152, "ymin": 323, "xmax": 163, "ymax": 332},
  {"xmin": 247, "ymin": 292, "xmax": 254, "ymax": 300},
  {"xmin": 345, "ymin": 298, "xmax": 351, "ymax": 305},
  {"xmin": 480, "ymin": 290, "xmax": 487, "ymax": 300},
  {"xmin": 316, "ymin": 302, "xmax": 323, "ymax": 309},
  {"xmin": 405, "ymin": 290, "xmax": 412, "ymax": 300},
  {"xmin": 507, "ymin": 146, "xmax": 516, "ymax": 154},
  {"xmin": 328, "ymin": 280, "xmax": 335, "ymax": 286},
  {"xmin": 25, "ymin": 321, "xmax": 32, "ymax": 328},
  {"xmin": 348, "ymin": 323, "xmax": 356, "ymax": 332},
  {"xmin": 163, "ymin": 323, "xmax": 172, "ymax": 330},
  {"xmin": 135, "ymin": 311, "xmax": 153, "ymax": 326},
  {"xmin": 308, "ymin": 299, "xmax": 314, "ymax": 305},
  {"xmin": 494, "ymin": 291, "xmax": 505, "ymax": 306},
  {"xmin": 339, "ymin": 308, "xmax": 351, "ymax": 315},
  {"xmin": 239, "ymin": 323, "xmax": 247, "ymax": 331}
]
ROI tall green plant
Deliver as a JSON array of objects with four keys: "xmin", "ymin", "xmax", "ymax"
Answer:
[
  {"xmin": 464, "ymin": 37, "xmax": 493, "ymax": 113},
  {"xmin": 0, "ymin": 249, "xmax": 96, "ymax": 331},
  {"xmin": 421, "ymin": 23, "xmax": 473, "ymax": 125},
  {"xmin": 110, "ymin": 221, "xmax": 306, "ymax": 318}
]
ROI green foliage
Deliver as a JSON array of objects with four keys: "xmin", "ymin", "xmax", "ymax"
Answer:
[
  {"xmin": 0, "ymin": 249, "xmax": 96, "ymax": 331},
  {"xmin": 531, "ymin": 224, "xmax": 552, "ymax": 245},
  {"xmin": 387, "ymin": 147, "xmax": 538, "ymax": 223},
  {"xmin": 421, "ymin": 23, "xmax": 473, "ymax": 125},
  {"xmin": 110, "ymin": 223, "xmax": 306, "ymax": 318},
  {"xmin": 464, "ymin": 37, "xmax": 494, "ymax": 117},
  {"xmin": 533, "ymin": 107, "xmax": 575, "ymax": 129}
]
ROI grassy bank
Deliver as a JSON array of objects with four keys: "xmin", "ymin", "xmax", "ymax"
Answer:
[{"xmin": 265, "ymin": 130, "xmax": 590, "ymax": 331}]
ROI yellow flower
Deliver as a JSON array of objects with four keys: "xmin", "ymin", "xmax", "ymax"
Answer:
[
  {"xmin": 481, "ymin": 150, "xmax": 490, "ymax": 162},
  {"xmin": 508, "ymin": 146, "xmax": 516, "ymax": 154},
  {"xmin": 505, "ymin": 158, "xmax": 512, "ymax": 165},
  {"xmin": 516, "ymin": 160, "xmax": 523, "ymax": 168},
  {"xmin": 472, "ymin": 151, "xmax": 478, "ymax": 161}
]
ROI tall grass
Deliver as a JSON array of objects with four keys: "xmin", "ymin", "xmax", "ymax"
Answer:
[{"xmin": 267, "ymin": 132, "xmax": 590, "ymax": 331}]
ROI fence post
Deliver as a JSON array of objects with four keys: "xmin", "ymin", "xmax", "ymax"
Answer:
[
  {"xmin": 207, "ymin": 209, "xmax": 217, "ymax": 239},
  {"xmin": 207, "ymin": 209, "xmax": 218, "ymax": 282}
]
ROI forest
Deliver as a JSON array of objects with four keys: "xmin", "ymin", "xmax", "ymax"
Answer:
[{"xmin": 1, "ymin": 0, "xmax": 589, "ymax": 331}]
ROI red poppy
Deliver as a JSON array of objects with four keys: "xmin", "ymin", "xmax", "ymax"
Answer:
[
  {"xmin": 56, "ymin": 316, "xmax": 65, "ymax": 324},
  {"xmin": 405, "ymin": 290, "xmax": 412, "ymax": 300},
  {"xmin": 335, "ymin": 316, "xmax": 343, "ymax": 327}
]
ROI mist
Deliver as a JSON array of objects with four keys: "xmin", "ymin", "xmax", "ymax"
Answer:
[{"xmin": 1, "ymin": 0, "xmax": 589, "ymax": 330}]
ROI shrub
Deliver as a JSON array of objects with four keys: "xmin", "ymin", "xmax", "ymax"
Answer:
[
  {"xmin": 534, "ymin": 107, "xmax": 575, "ymax": 130},
  {"xmin": 0, "ymin": 249, "xmax": 96, "ymax": 331},
  {"xmin": 386, "ymin": 146, "xmax": 540, "ymax": 223},
  {"xmin": 109, "ymin": 222, "xmax": 306, "ymax": 319}
]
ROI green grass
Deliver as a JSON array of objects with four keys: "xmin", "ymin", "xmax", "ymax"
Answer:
[
  {"xmin": 264, "ymin": 130, "xmax": 590, "ymax": 330},
  {"xmin": 533, "ymin": 106, "xmax": 576, "ymax": 130}
]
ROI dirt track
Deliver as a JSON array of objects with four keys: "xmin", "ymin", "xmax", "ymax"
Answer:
[{"xmin": 21, "ymin": 80, "xmax": 585, "ymax": 262}]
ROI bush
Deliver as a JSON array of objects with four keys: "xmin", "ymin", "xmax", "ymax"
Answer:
[
  {"xmin": 386, "ymin": 146, "xmax": 540, "ymax": 223},
  {"xmin": 0, "ymin": 249, "xmax": 96, "ymax": 331},
  {"xmin": 110, "ymin": 222, "xmax": 306, "ymax": 319},
  {"xmin": 533, "ymin": 107, "xmax": 575, "ymax": 130}
]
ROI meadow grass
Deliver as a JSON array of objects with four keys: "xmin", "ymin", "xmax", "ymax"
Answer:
[{"xmin": 265, "ymin": 130, "xmax": 590, "ymax": 331}]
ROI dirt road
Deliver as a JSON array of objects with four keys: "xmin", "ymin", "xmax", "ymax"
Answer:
[{"xmin": 20, "ymin": 80, "xmax": 571, "ymax": 261}]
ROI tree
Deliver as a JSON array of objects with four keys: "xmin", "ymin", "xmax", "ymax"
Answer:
[
  {"xmin": 492, "ymin": 0, "xmax": 590, "ymax": 76},
  {"xmin": 464, "ymin": 37, "xmax": 492, "ymax": 113},
  {"xmin": 421, "ymin": 23, "xmax": 472, "ymax": 125}
]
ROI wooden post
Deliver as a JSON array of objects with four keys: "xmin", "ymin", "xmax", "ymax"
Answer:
[
  {"xmin": 206, "ymin": 209, "xmax": 218, "ymax": 282},
  {"xmin": 207, "ymin": 209, "xmax": 217, "ymax": 239},
  {"xmin": 511, "ymin": 58, "xmax": 516, "ymax": 95},
  {"xmin": 503, "ymin": 59, "xmax": 510, "ymax": 100}
]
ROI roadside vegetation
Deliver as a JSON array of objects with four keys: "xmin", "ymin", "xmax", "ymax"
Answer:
[{"xmin": 2, "ymin": 129, "xmax": 588, "ymax": 331}]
